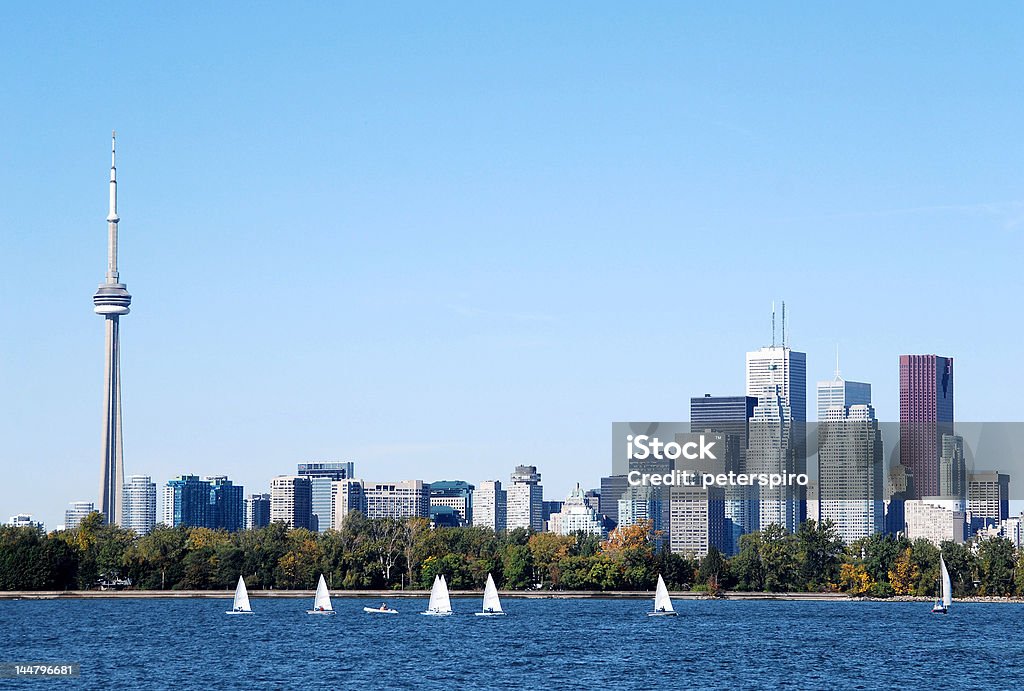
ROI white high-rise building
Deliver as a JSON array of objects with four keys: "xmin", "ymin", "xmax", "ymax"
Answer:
[
  {"xmin": 159, "ymin": 484, "xmax": 175, "ymax": 527},
  {"xmin": 746, "ymin": 343, "xmax": 807, "ymax": 429},
  {"xmin": 816, "ymin": 371, "xmax": 871, "ymax": 421},
  {"xmin": 65, "ymin": 501, "xmax": 96, "ymax": 530},
  {"xmin": 968, "ymin": 471, "xmax": 1010, "ymax": 529},
  {"xmin": 548, "ymin": 484, "xmax": 605, "ymax": 537},
  {"xmin": 905, "ymin": 498, "xmax": 966, "ymax": 545},
  {"xmin": 507, "ymin": 466, "xmax": 543, "ymax": 532},
  {"xmin": 747, "ymin": 332, "xmax": 807, "ymax": 529},
  {"xmin": 472, "ymin": 480, "xmax": 507, "ymax": 532},
  {"xmin": 817, "ymin": 403, "xmax": 884, "ymax": 543},
  {"xmin": 331, "ymin": 479, "xmax": 367, "ymax": 528},
  {"xmin": 244, "ymin": 494, "xmax": 271, "ymax": 530},
  {"xmin": 363, "ymin": 480, "xmax": 430, "ymax": 519},
  {"xmin": 122, "ymin": 475, "xmax": 157, "ymax": 536},
  {"xmin": 669, "ymin": 484, "xmax": 725, "ymax": 557},
  {"xmin": 270, "ymin": 476, "xmax": 313, "ymax": 529},
  {"xmin": 746, "ymin": 388, "xmax": 799, "ymax": 532}
]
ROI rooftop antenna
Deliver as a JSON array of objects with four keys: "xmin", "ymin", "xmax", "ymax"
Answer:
[
  {"xmin": 835, "ymin": 344, "xmax": 841, "ymax": 379},
  {"xmin": 771, "ymin": 301, "xmax": 776, "ymax": 348},
  {"xmin": 781, "ymin": 300, "xmax": 787, "ymax": 348}
]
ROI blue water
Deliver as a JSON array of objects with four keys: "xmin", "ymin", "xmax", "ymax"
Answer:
[{"xmin": 0, "ymin": 598, "xmax": 1018, "ymax": 689}]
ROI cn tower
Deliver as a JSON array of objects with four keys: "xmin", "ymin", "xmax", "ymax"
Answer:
[{"xmin": 93, "ymin": 132, "xmax": 132, "ymax": 525}]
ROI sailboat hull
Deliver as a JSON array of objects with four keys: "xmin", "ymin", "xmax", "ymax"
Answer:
[
  {"xmin": 474, "ymin": 611, "xmax": 506, "ymax": 616},
  {"xmin": 647, "ymin": 611, "xmax": 678, "ymax": 617},
  {"xmin": 306, "ymin": 610, "xmax": 336, "ymax": 615},
  {"xmin": 421, "ymin": 611, "xmax": 453, "ymax": 616},
  {"xmin": 225, "ymin": 610, "xmax": 253, "ymax": 615}
]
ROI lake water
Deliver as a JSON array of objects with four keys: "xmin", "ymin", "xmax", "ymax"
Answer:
[{"xmin": 0, "ymin": 597, "xmax": 1018, "ymax": 689}]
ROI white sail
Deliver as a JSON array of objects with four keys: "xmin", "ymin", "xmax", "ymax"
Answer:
[
  {"xmin": 940, "ymin": 555, "xmax": 952, "ymax": 609},
  {"xmin": 426, "ymin": 574, "xmax": 453, "ymax": 613},
  {"xmin": 313, "ymin": 574, "xmax": 332, "ymax": 611},
  {"xmin": 481, "ymin": 573, "xmax": 502, "ymax": 613},
  {"xmin": 232, "ymin": 575, "xmax": 251, "ymax": 612},
  {"xmin": 653, "ymin": 574, "xmax": 674, "ymax": 613}
]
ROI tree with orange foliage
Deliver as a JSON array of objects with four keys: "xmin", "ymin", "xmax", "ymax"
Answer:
[
  {"xmin": 601, "ymin": 520, "xmax": 654, "ymax": 555},
  {"xmin": 888, "ymin": 548, "xmax": 918, "ymax": 595}
]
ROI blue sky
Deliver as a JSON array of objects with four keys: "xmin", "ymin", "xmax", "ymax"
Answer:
[{"xmin": 1, "ymin": 4, "xmax": 1022, "ymax": 529}]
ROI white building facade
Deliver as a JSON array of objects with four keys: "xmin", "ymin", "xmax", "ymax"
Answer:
[
  {"xmin": 472, "ymin": 480, "xmax": 507, "ymax": 532},
  {"xmin": 122, "ymin": 475, "xmax": 157, "ymax": 535},
  {"xmin": 507, "ymin": 466, "xmax": 543, "ymax": 532}
]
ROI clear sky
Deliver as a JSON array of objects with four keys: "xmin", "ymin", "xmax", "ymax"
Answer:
[{"xmin": 1, "ymin": 3, "xmax": 1022, "ymax": 529}]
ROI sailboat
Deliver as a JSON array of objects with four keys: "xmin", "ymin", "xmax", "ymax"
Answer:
[
  {"xmin": 932, "ymin": 554, "xmax": 952, "ymax": 614},
  {"xmin": 475, "ymin": 573, "xmax": 505, "ymax": 616},
  {"xmin": 307, "ymin": 574, "xmax": 335, "ymax": 615},
  {"xmin": 421, "ymin": 574, "xmax": 453, "ymax": 616},
  {"xmin": 225, "ymin": 575, "xmax": 253, "ymax": 615},
  {"xmin": 647, "ymin": 574, "xmax": 677, "ymax": 617}
]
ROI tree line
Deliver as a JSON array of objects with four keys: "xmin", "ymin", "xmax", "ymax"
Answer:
[{"xmin": 1, "ymin": 511, "xmax": 1021, "ymax": 597}]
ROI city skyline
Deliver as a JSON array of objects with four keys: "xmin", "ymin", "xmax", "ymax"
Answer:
[{"xmin": 2, "ymin": 5, "xmax": 1023, "ymax": 531}]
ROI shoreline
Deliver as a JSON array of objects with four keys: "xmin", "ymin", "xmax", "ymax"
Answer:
[{"xmin": 2, "ymin": 590, "xmax": 1021, "ymax": 603}]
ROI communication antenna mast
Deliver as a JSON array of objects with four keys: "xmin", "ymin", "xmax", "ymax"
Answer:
[
  {"xmin": 782, "ymin": 301, "xmax": 787, "ymax": 348},
  {"xmin": 771, "ymin": 301, "xmax": 776, "ymax": 348}
]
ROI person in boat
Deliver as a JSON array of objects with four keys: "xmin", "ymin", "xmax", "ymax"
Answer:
[
  {"xmin": 379, "ymin": 603, "xmax": 389, "ymax": 611},
  {"xmin": 484, "ymin": 607, "xmax": 493, "ymax": 613}
]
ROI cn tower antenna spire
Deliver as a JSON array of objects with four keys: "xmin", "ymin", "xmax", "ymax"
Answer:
[{"xmin": 106, "ymin": 131, "xmax": 119, "ymax": 282}]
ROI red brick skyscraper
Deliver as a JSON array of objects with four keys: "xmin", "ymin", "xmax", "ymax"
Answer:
[{"xmin": 899, "ymin": 355, "xmax": 954, "ymax": 499}]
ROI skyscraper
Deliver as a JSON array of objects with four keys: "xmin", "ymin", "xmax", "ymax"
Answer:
[
  {"xmin": 330, "ymin": 479, "xmax": 366, "ymax": 528},
  {"xmin": 598, "ymin": 475, "xmax": 628, "ymax": 527},
  {"xmin": 208, "ymin": 476, "xmax": 245, "ymax": 532},
  {"xmin": 429, "ymin": 481, "xmax": 475, "ymax": 526},
  {"xmin": 745, "ymin": 307, "xmax": 808, "ymax": 529},
  {"xmin": 472, "ymin": 480, "xmax": 507, "ymax": 532},
  {"xmin": 967, "ymin": 471, "xmax": 1010, "ymax": 530},
  {"xmin": 938, "ymin": 435, "xmax": 966, "ymax": 499},
  {"xmin": 747, "ymin": 388, "xmax": 799, "ymax": 532},
  {"xmin": 507, "ymin": 465, "xmax": 543, "ymax": 532},
  {"xmin": 816, "ymin": 369, "xmax": 871, "ymax": 421},
  {"xmin": 245, "ymin": 494, "xmax": 271, "ymax": 530},
  {"xmin": 122, "ymin": 475, "xmax": 157, "ymax": 536},
  {"xmin": 270, "ymin": 476, "xmax": 313, "ymax": 529},
  {"xmin": 161, "ymin": 475, "xmax": 212, "ymax": 528},
  {"xmin": 817, "ymin": 403, "xmax": 884, "ymax": 543},
  {"xmin": 669, "ymin": 484, "xmax": 726, "ymax": 557},
  {"xmin": 746, "ymin": 346, "xmax": 807, "ymax": 435},
  {"xmin": 899, "ymin": 355, "xmax": 954, "ymax": 498},
  {"xmin": 297, "ymin": 462, "xmax": 355, "ymax": 533},
  {"xmin": 690, "ymin": 395, "xmax": 757, "ymax": 464},
  {"xmin": 362, "ymin": 480, "xmax": 430, "ymax": 519},
  {"xmin": 93, "ymin": 133, "xmax": 132, "ymax": 526}
]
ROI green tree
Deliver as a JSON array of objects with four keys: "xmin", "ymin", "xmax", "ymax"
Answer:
[
  {"xmin": 501, "ymin": 544, "xmax": 533, "ymax": 589},
  {"xmin": 977, "ymin": 537, "xmax": 1015, "ymax": 596},
  {"xmin": 795, "ymin": 520, "xmax": 844, "ymax": 591}
]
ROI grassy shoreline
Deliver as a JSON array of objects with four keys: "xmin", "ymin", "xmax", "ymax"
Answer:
[{"xmin": 2, "ymin": 590, "xmax": 1021, "ymax": 602}]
